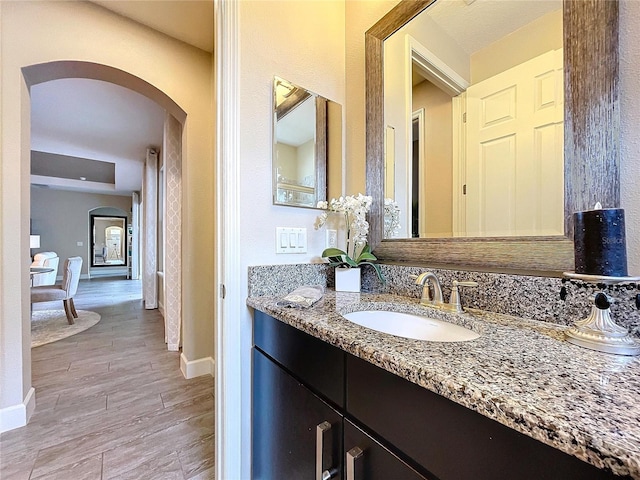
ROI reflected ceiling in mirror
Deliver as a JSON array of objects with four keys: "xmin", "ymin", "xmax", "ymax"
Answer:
[
  {"xmin": 383, "ymin": 0, "xmax": 564, "ymax": 239},
  {"xmin": 273, "ymin": 76, "xmax": 342, "ymax": 209}
]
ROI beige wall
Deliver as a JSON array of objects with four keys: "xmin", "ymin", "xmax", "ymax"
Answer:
[
  {"xmin": 0, "ymin": 1, "xmax": 214, "ymax": 420},
  {"xmin": 275, "ymin": 143, "xmax": 297, "ymax": 179},
  {"xmin": 412, "ymin": 81, "xmax": 453, "ymax": 237},
  {"xmin": 238, "ymin": 0, "xmax": 345, "ymax": 269},
  {"xmin": 235, "ymin": 1, "xmax": 346, "ymax": 473},
  {"xmin": 31, "ymin": 187, "xmax": 131, "ymax": 275},
  {"xmin": 298, "ymin": 139, "xmax": 315, "ymax": 180},
  {"xmin": 345, "ymin": 0, "xmax": 398, "ymax": 195},
  {"xmin": 471, "ymin": 9, "xmax": 562, "ymax": 84}
]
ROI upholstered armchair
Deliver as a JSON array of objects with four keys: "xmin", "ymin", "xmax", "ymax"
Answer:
[
  {"xmin": 30, "ymin": 251, "xmax": 59, "ymax": 286},
  {"xmin": 31, "ymin": 257, "xmax": 83, "ymax": 324}
]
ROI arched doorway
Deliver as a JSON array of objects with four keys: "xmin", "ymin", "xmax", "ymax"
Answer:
[
  {"xmin": 1, "ymin": 1, "xmax": 215, "ymax": 435},
  {"xmin": 25, "ymin": 60, "xmax": 185, "ymax": 352}
]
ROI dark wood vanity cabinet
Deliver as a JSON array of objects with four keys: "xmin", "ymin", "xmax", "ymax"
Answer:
[
  {"xmin": 252, "ymin": 349, "xmax": 343, "ymax": 479},
  {"xmin": 347, "ymin": 354, "xmax": 620, "ymax": 480},
  {"xmin": 253, "ymin": 310, "xmax": 345, "ymax": 479},
  {"xmin": 252, "ymin": 311, "xmax": 623, "ymax": 480}
]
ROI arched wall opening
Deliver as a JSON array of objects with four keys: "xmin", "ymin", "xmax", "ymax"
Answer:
[
  {"xmin": 24, "ymin": 60, "xmax": 185, "ymax": 349},
  {"xmin": 1, "ymin": 2, "xmax": 215, "ymax": 434},
  {"xmin": 0, "ymin": 58, "xmax": 187, "ymax": 433}
]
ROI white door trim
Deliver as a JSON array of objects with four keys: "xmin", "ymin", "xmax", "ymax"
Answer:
[
  {"xmin": 408, "ymin": 35, "xmax": 469, "ymax": 97},
  {"xmin": 452, "ymin": 93, "xmax": 467, "ymax": 236},
  {"xmin": 215, "ymin": 0, "xmax": 243, "ymax": 478},
  {"xmin": 411, "ymin": 108, "xmax": 425, "ymax": 236}
]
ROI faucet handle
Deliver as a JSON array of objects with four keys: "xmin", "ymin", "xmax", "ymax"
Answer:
[
  {"xmin": 448, "ymin": 280, "xmax": 478, "ymax": 312},
  {"xmin": 454, "ymin": 280, "xmax": 478, "ymax": 288}
]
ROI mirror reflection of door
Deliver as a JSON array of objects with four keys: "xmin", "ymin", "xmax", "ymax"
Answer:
[
  {"xmin": 384, "ymin": 1, "xmax": 564, "ymax": 239},
  {"xmin": 91, "ymin": 215, "xmax": 127, "ymax": 267},
  {"xmin": 411, "ymin": 115, "xmax": 420, "ymax": 238}
]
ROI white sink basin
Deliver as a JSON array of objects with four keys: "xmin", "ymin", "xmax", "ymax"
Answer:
[{"xmin": 342, "ymin": 310, "xmax": 480, "ymax": 342}]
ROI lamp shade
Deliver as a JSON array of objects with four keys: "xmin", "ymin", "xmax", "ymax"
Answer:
[{"xmin": 30, "ymin": 235, "xmax": 41, "ymax": 249}]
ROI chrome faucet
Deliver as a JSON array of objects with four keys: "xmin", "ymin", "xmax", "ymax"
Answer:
[
  {"xmin": 414, "ymin": 272, "xmax": 444, "ymax": 306},
  {"xmin": 413, "ymin": 273, "xmax": 478, "ymax": 312}
]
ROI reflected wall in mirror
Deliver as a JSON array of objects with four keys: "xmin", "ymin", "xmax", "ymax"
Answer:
[
  {"xmin": 384, "ymin": 0, "xmax": 564, "ymax": 239},
  {"xmin": 366, "ymin": 0, "xmax": 620, "ymax": 272},
  {"xmin": 91, "ymin": 215, "xmax": 127, "ymax": 267},
  {"xmin": 273, "ymin": 76, "xmax": 342, "ymax": 208}
]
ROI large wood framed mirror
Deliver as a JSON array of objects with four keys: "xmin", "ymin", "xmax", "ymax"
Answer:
[{"xmin": 366, "ymin": 0, "xmax": 619, "ymax": 274}]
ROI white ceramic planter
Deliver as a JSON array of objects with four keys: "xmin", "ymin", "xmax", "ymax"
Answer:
[{"xmin": 334, "ymin": 267, "xmax": 361, "ymax": 292}]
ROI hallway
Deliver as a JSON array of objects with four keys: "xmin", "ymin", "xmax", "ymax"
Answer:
[{"xmin": 0, "ymin": 278, "xmax": 214, "ymax": 479}]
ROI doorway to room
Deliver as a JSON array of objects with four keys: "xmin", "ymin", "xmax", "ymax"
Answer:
[{"xmin": 26, "ymin": 60, "xmax": 185, "ymax": 354}]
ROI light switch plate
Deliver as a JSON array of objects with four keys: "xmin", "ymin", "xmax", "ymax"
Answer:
[
  {"xmin": 326, "ymin": 229, "xmax": 338, "ymax": 249},
  {"xmin": 276, "ymin": 227, "xmax": 307, "ymax": 253},
  {"xmin": 77, "ymin": 241, "xmax": 83, "ymax": 247}
]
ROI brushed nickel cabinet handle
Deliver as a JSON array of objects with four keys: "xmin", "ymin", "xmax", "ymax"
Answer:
[
  {"xmin": 316, "ymin": 421, "xmax": 337, "ymax": 480},
  {"xmin": 346, "ymin": 446, "xmax": 364, "ymax": 480}
]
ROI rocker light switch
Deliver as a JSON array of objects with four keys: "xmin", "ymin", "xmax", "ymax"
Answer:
[{"xmin": 276, "ymin": 227, "xmax": 307, "ymax": 254}]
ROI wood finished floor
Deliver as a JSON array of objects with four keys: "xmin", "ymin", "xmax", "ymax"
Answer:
[{"xmin": 0, "ymin": 278, "xmax": 214, "ymax": 479}]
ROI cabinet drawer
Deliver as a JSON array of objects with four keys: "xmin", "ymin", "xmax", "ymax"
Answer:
[
  {"xmin": 253, "ymin": 310, "xmax": 345, "ymax": 407},
  {"xmin": 346, "ymin": 354, "xmax": 619, "ymax": 480}
]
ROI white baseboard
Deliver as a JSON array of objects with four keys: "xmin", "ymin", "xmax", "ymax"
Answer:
[
  {"xmin": 180, "ymin": 353, "xmax": 215, "ymax": 379},
  {"xmin": 0, "ymin": 387, "xmax": 35, "ymax": 433}
]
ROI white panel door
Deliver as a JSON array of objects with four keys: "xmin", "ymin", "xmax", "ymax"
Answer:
[{"xmin": 465, "ymin": 49, "xmax": 564, "ymax": 237}]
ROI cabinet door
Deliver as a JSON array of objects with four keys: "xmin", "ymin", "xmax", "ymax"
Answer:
[
  {"xmin": 347, "ymin": 354, "xmax": 618, "ymax": 480},
  {"xmin": 254, "ymin": 310, "xmax": 345, "ymax": 407},
  {"xmin": 252, "ymin": 348, "xmax": 342, "ymax": 480},
  {"xmin": 343, "ymin": 420, "xmax": 430, "ymax": 480}
]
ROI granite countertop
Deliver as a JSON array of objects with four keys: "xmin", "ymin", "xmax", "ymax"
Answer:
[{"xmin": 247, "ymin": 291, "xmax": 640, "ymax": 478}]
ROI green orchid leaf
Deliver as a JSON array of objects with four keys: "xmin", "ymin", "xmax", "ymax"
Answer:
[
  {"xmin": 321, "ymin": 248, "xmax": 347, "ymax": 258},
  {"xmin": 342, "ymin": 256, "xmax": 358, "ymax": 267},
  {"xmin": 327, "ymin": 257, "xmax": 347, "ymax": 267},
  {"xmin": 327, "ymin": 260, "xmax": 346, "ymax": 268},
  {"xmin": 356, "ymin": 252, "xmax": 377, "ymax": 263}
]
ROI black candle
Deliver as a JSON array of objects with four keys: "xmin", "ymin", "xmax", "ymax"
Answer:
[{"xmin": 574, "ymin": 206, "xmax": 627, "ymax": 277}]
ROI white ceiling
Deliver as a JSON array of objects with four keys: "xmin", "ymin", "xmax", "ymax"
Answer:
[
  {"xmin": 31, "ymin": 1, "xmax": 213, "ymax": 197},
  {"xmin": 31, "ymin": 78, "xmax": 165, "ymax": 195},
  {"xmin": 426, "ymin": 0, "xmax": 561, "ymax": 55},
  {"xmin": 276, "ymin": 97, "xmax": 317, "ymax": 147}
]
